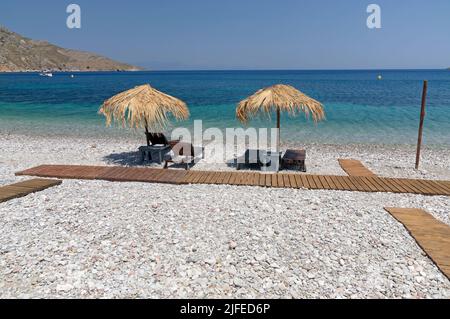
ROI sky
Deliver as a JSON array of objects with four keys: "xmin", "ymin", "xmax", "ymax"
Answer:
[{"xmin": 1, "ymin": 0, "xmax": 450, "ymax": 70}]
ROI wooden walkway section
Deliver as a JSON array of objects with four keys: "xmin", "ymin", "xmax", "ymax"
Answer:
[
  {"xmin": 385, "ymin": 208, "xmax": 450, "ymax": 279},
  {"xmin": 339, "ymin": 159, "xmax": 376, "ymax": 177},
  {"xmin": 0, "ymin": 179, "xmax": 62, "ymax": 203},
  {"xmin": 15, "ymin": 165, "xmax": 450, "ymax": 197}
]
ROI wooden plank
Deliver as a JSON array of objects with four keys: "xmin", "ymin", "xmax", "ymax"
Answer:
[
  {"xmin": 384, "ymin": 208, "xmax": 450, "ymax": 279},
  {"xmin": 288, "ymin": 174, "xmax": 298, "ymax": 188},
  {"xmin": 440, "ymin": 181, "xmax": 450, "ymax": 192},
  {"xmin": 427, "ymin": 180, "xmax": 450, "ymax": 195},
  {"xmin": 423, "ymin": 180, "xmax": 450, "ymax": 195},
  {"xmin": 293, "ymin": 174, "xmax": 303, "ymax": 188},
  {"xmin": 300, "ymin": 175, "xmax": 310, "ymax": 189},
  {"xmin": 396, "ymin": 179, "xmax": 422, "ymax": 194},
  {"xmin": 360, "ymin": 177, "xmax": 379, "ymax": 192},
  {"xmin": 251, "ymin": 173, "xmax": 259, "ymax": 186},
  {"xmin": 248, "ymin": 173, "xmax": 256, "ymax": 186},
  {"xmin": 146, "ymin": 168, "xmax": 166, "ymax": 183},
  {"xmin": 259, "ymin": 174, "xmax": 266, "ymax": 187},
  {"xmin": 204, "ymin": 172, "xmax": 216, "ymax": 184},
  {"xmin": 339, "ymin": 159, "xmax": 376, "ymax": 177},
  {"xmin": 223, "ymin": 172, "xmax": 234, "ymax": 185},
  {"xmin": 410, "ymin": 180, "xmax": 437, "ymax": 196},
  {"xmin": 323, "ymin": 175, "xmax": 337, "ymax": 190},
  {"xmin": 11, "ymin": 178, "xmax": 60, "ymax": 189},
  {"xmin": 214, "ymin": 172, "xmax": 224, "ymax": 184},
  {"xmin": 337, "ymin": 176, "xmax": 351, "ymax": 190},
  {"xmin": 15, "ymin": 165, "xmax": 450, "ymax": 196},
  {"xmin": 377, "ymin": 177, "xmax": 402, "ymax": 193},
  {"xmin": 277, "ymin": 174, "xmax": 284, "ymax": 188},
  {"xmin": 264, "ymin": 174, "xmax": 271, "ymax": 187},
  {"xmin": 336, "ymin": 176, "xmax": 352, "ymax": 191},
  {"xmin": 238, "ymin": 172, "xmax": 247, "ymax": 185},
  {"xmin": 328, "ymin": 176, "xmax": 343, "ymax": 190},
  {"xmin": 191, "ymin": 171, "xmax": 204, "ymax": 184},
  {"xmin": 282, "ymin": 174, "xmax": 291, "ymax": 188},
  {"xmin": 271, "ymin": 174, "xmax": 278, "ymax": 188},
  {"xmin": 0, "ymin": 179, "xmax": 62, "ymax": 203},
  {"xmin": 160, "ymin": 169, "xmax": 181, "ymax": 184},
  {"xmin": 182, "ymin": 170, "xmax": 197, "ymax": 184},
  {"xmin": 404, "ymin": 179, "xmax": 429, "ymax": 194},
  {"xmin": 244, "ymin": 172, "xmax": 253, "ymax": 186},
  {"xmin": 97, "ymin": 167, "xmax": 125, "ymax": 181},
  {"xmin": 252, "ymin": 173, "xmax": 261, "ymax": 186},
  {"xmin": 15, "ymin": 165, "xmax": 48, "ymax": 176},
  {"xmin": 213, "ymin": 172, "xmax": 223, "ymax": 184},
  {"xmin": 345, "ymin": 176, "xmax": 363, "ymax": 191},
  {"xmin": 381, "ymin": 178, "xmax": 405, "ymax": 193},
  {"xmin": 230, "ymin": 172, "xmax": 240, "ymax": 185},
  {"xmin": 368, "ymin": 177, "xmax": 390, "ymax": 192},
  {"xmin": 241, "ymin": 172, "xmax": 250, "ymax": 186},
  {"xmin": 228, "ymin": 172, "xmax": 238, "ymax": 185},
  {"xmin": 235, "ymin": 172, "xmax": 245, "ymax": 185},
  {"xmin": 409, "ymin": 179, "xmax": 434, "ymax": 194},
  {"xmin": 197, "ymin": 171, "xmax": 212, "ymax": 184},
  {"xmin": 224, "ymin": 172, "xmax": 234, "ymax": 185},
  {"xmin": 202, "ymin": 171, "xmax": 213, "ymax": 184},
  {"xmin": 318, "ymin": 176, "xmax": 330, "ymax": 189},
  {"xmin": 377, "ymin": 178, "xmax": 401, "ymax": 193},
  {"xmin": 225, "ymin": 172, "xmax": 236, "ymax": 185},
  {"xmin": 312, "ymin": 175, "xmax": 323, "ymax": 189},
  {"xmin": 347, "ymin": 176, "xmax": 367, "ymax": 192},
  {"xmin": 306, "ymin": 175, "xmax": 316, "ymax": 189}
]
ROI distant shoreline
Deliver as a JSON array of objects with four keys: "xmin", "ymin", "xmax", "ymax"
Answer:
[
  {"xmin": 0, "ymin": 69, "xmax": 143, "ymax": 74},
  {"xmin": 0, "ymin": 68, "xmax": 448, "ymax": 74}
]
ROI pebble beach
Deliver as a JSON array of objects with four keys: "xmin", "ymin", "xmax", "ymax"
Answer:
[{"xmin": 1, "ymin": 133, "xmax": 449, "ymax": 298}]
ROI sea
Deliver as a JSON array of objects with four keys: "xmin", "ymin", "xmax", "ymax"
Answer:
[{"xmin": 0, "ymin": 70, "xmax": 449, "ymax": 145}]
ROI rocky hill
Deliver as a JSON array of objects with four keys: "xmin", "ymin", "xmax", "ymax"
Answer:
[{"xmin": 0, "ymin": 26, "xmax": 142, "ymax": 72}]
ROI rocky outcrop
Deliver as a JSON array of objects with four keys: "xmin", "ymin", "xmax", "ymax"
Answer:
[{"xmin": 0, "ymin": 26, "xmax": 142, "ymax": 72}]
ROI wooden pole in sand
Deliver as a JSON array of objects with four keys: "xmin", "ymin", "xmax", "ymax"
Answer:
[{"xmin": 415, "ymin": 80, "xmax": 428, "ymax": 170}]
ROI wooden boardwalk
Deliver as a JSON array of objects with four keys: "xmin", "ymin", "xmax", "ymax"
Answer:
[
  {"xmin": 339, "ymin": 159, "xmax": 376, "ymax": 177},
  {"xmin": 0, "ymin": 179, "xmax": 62, "ymax": 203},
  {"xmin": 385, "ymin": 208, "xmax": 450, "ymax": 279},
  {"xmin": 15, "ymin": 165, "xmax": 450, "ymax": 196}
]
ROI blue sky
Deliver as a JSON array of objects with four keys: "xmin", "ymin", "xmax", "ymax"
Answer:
[{"xmin": 1, "ymin": 0, "xmax": 450, "ymax": 70}]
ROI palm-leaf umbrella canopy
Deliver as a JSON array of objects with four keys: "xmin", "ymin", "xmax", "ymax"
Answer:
[
  {"xmin": 236, "ymin": 84, "xmax": 325, "ymax": 151},
  {"xmin": 99, "ymin": 84, "xmax": 189, "ymax": 145}
]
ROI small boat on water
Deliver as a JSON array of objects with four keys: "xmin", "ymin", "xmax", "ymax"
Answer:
[{"xmin": 39, "ymin": 71, "xmax": 53, "ymax": 77}]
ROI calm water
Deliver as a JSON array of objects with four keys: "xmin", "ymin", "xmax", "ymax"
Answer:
[{"xmin": 0, "ymin": 70, "xmax": 449, "ymax": 145}]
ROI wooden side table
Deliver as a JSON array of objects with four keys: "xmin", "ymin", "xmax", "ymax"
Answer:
[{"xmin": 282, "ymin": 149, "xmax": 306, "ymax": 172}]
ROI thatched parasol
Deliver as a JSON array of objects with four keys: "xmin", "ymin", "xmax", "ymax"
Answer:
[
  {"xmin": 99, "ymin": 84, "xmax": 189, "ymax": 146},
  {"xmin": 236, "ymin": 84, "xmax": 325, "ymax": 152}
]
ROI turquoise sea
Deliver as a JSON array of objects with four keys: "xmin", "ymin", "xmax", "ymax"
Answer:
[{"xmin": 0, "ymin": 70, "xmax": 449, "ymax": 145}]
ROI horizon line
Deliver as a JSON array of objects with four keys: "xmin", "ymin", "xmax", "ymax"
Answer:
[{"xmin": 1, "ymin": 67, "xmax": 448, "ymax": 74}]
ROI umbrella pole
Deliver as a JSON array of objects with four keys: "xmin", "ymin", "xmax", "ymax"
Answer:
[
  {"xmin": 144, "ymin": 119, "xmax": 150, "ymax": 146},
  {"xmin": 276, "ymin": 108, "xmax": 281, "ymax": 153}
]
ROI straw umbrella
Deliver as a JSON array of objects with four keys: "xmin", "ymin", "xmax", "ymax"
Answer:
[
  {"xmin": 236, "ymin": 84, "xmax": 325, "ymax": 152},
  {"xmin": 99, "ymin": 84, "xmax": 189, "ymax": 146}
]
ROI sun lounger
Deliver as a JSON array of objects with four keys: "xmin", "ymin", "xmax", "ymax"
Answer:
[
  {"xmin": 163, "ymin": 141, "xmax": 205, "ymax": 170},
  {"xmin": 236, "ymin": 149, "xmax": 282, "ymax": 172},
  {"xmin": 146, "ymin": 132, "xmax": 180, "ymax": 146}
]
